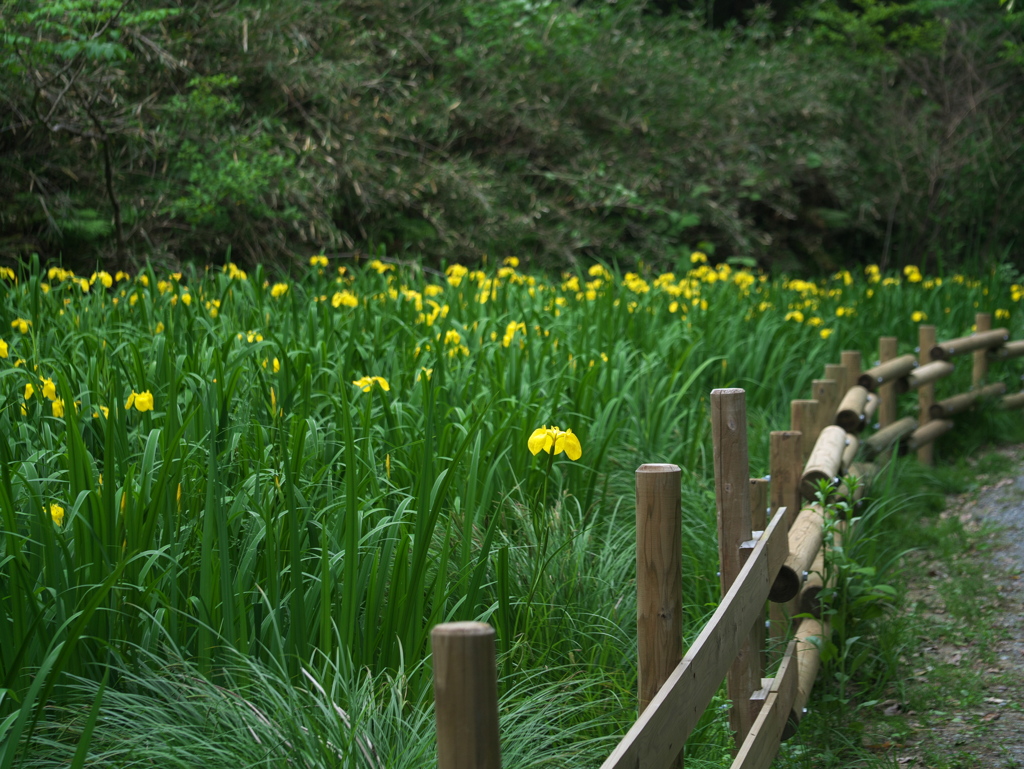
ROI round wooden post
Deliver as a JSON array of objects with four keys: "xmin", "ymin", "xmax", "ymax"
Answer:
[
  {"xmin": 636, "ymin": 463, "xmax": 683, "ymax": 716},
  {"xmin": 432, "ymin": 622, "xmax": 502, "ymax": 769},
  {"xmin": 750, "ymin": 476, "xmax": 769, "ymax": 675},
  {"xmin": 790, "ymin": 400, "xmax": 819, "ymax": 464},
  {"xmin": 917, "ymin": 325, "xmax": 937, "ymax": 466},
  {"xmin": 711, "ymin": 388, "xmax": 760, "ymax": 744},
  {"xmin": 768, "ymin": 431, "xmax": 802, "ymax": 661},
  {"xmin": 812, "ymin": 380, "xmax": 839, "ymax": 437},
  {"xmin": 824, "ymin": 364, "xmax": 848, "ymax": 401},
  {"xmin": 974, "ymin": 312, "xmax": 991, "ymax": 387},
  {"xmin": 770, "ymin": 431, "xmax": 803, "ymax": 529},
  {"xmin": 878, "ymin": 337, "xmax": 898, "ymax": 429},
  {"xmin": 840, "ymin": 350, "xmax": 862, "ymax": 384}
]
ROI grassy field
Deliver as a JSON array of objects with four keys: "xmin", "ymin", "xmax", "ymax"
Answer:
[{"xmin": 1, "ymin": 254, "xmax": 1021, "ymax": 767}]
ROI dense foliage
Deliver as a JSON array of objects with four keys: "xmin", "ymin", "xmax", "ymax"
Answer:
[
  {"xmin": 1, "ymin": 254, "xmax": 1021, "ymax": 765},
  {"xmin": 1, "ymin": 0, "xmax": 1022, "ymax": 273}
]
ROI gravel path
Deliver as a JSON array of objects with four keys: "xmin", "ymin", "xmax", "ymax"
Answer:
[
  {"xmin": 904, "ymin": 446, "xmax": 1024, "ymax": 768},
  {"xmin": 961, "ymin": 464, "xmax": 1024, "ymax": 767}
]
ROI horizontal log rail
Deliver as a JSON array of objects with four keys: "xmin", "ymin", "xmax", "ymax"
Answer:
[
  {"xmin": 930, "ymin": 382, "xmax": 1006, "ymax": 419},
  {"xmin": 930, "ymin": 327, "xmax": 1009, "ymax": 360},
  {"xmin": 987, "ymin": 340, "xmax": 1024, "ymax": 361},
  {"xmin": 857, "ymin": 354, "xmax": 918, "ymax": 393}
]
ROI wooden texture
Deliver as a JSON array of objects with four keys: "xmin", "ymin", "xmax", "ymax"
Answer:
[
  {"xmin": 599, "ymin": 509, "xmax": 789, "ymax": 769},
  {"xmin": 768, "ymin": 431, "xmax": 801, "ymax": 664},
  {"xmin": 713, "ymin": 389, "xmax": 753, "ymax": 595},
  {"xmin": 877, "ymin": 338, "xmax": 899, "ymax": 430},
  {"xmin": 729, "ymin": 640, "xmax": 799, "ymax": 769},
  {"xmin": 905, "ymin": 419, "xmax": 954, "ymax": 452},
  {"xmin": 824, "ymin": 364, "xmax": 848, "ymax": 400},
  {"xmin": 905, "ymin": 360, "xmax": 954, "ymax": 391},
  {"xmin": 432, "ymin": 622, "xmax": 503, "ymax": 769},
  {"xmin": 799, "ymin": 522, "xmax": 845, "ymax": 618},
  {"xmin": 857, "ymin": 353, "xmax": 917, "ymax": 393},
  {"xmin": 750, "ymin": 478, "xmax": 769, "ymax": 531},
  {"xmin": 835, "ymin": 386, "xmax": 869, "ymax": 433},
  {"xmin": 770, "ymin": 504, "xmax": 825, "ymax": 604},
  {"xmin": 811, "ymin": 380, "xmax": 839, "ymax": 439},
  {"xmin": 930, "ymin": 326, "xmax": 1008, "ymax": 361},
  {"xmin": 987, "ymin": 339, "xmax": 1024, "ymax": 361},
  {"xmin": 636, "ymin": 464, "xmax": 683, "ymax": 716},
  {"xmin": 790, "ymin": 400, "xmax": 819, "ymax": 465},
  {"xmin": 917, "ymin": 325, "xmax": 937, "ymax": 467},
  {"xmin": 863, "ymin": 392, "xmax": 879, "ymax": 423},
  {"xmin": 770, "ymin": 431, "xmax": 802, "ymax": 530},
  {"xmin": 840, "ymin": 350, "xmax": 862, "ymax": 382},
  {"xmin": 800, "ymin": 426, "xmax": 847, "ymax": 500},
  {"xmin": 863, "ymin": 416, "xmax": 917, "ymax": 459},
  {"xmin": 973, "ymin": 313, "xmax": 992, "ymax": 387},
  {"xmin": 840, "ymin": 434, "xmax": 859, "ymax": 474},
  {"xmin": 931, "ymin": 382, "xmax": 1006, "ymax": 418},
  {"xmin": 1001, "ymin": 392, "xmax": 1024, "ymax": 411},
  {"xmin": 749, "ymin": 477, "xmax": 770, "ymax": 678},
  {"xmin": 791, "ymin": 619, "xmax": 830, "ymax": 723},
  {"xmin": 711, "ymin": 389, "xmax": 759, "ymax": 744}
]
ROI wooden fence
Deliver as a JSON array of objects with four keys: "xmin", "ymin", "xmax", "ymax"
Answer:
[{"xmin": 430, "ymin": 313, "xmax": 1024, "ymax": 769}]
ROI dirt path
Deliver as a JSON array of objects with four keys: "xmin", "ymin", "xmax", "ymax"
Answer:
[{"xmin": 898, "ymin": 446, "xmax": 1024, "ymax": 768}]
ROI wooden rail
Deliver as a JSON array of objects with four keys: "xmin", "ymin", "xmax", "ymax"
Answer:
[{"xmin": 432, "ymin": 314, "xmax": 1024, "ymax": 769}]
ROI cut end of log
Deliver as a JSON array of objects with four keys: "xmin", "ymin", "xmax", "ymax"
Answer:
[{"xmin": 769, "ymin": 566, "xmax": 801, "ymax": 603}]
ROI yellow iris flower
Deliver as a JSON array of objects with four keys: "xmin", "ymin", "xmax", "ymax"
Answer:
[
  {"xmin": 126, "ymin": 390, "xmax": 155, "ymax": 412},
  {"xmin": 528, "ymin": 425, "xmax": 583, "ymax": 461},
  {"xmin": 352, "ymin": 376, "xmax": 390, "ymax": 392},
  {"xmin": 50, "ymin": 503, "xmax": 65, "ymax": 526}
]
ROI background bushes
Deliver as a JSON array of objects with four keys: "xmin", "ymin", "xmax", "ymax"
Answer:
[{"xmin": 1, "ymin": 0, "xmax": 1022, "ymax": 272}]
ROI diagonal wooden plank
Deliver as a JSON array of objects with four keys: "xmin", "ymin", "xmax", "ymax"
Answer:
[
  {"xmin": 600, "ymin": 505, "xmax": 790, "ymax": 769},
  {"xmin": 730, "ymin": 640, "xmax": 799, "ymax": 769}
]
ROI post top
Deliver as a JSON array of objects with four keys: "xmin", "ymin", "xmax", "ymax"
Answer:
[
  {"xmin": 711, "ymin": 387, "xmax": 746, "ymax": 396},
  {"xmin": 431, "ymin": 622, "xmax": 495, "ymax": 638},
  {"xmin": 636, "ymin": 463, "xmax": 681, "ymax": 474}
]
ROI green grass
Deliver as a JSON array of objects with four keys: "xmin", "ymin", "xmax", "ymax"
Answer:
[{"xmin": 0, "ymin": 256, "xmax": 1022, "ymax": 766}]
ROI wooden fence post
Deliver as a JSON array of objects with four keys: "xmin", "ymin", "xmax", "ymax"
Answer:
[
  {"xmin": 840, "ymin": 350, "xmax": 862, "ymax": 385},
  {"xmin": 824, "ymin": 364, "xmax": 848, "ymax": 401},
  {"xmin": 974, "ymin": 312, "xmax": 992, "ymax": 387},
  {"xmin": 636, "ymin": 464, "xmax": 683, "ymax": 718},
  {"xmin": 790, "ymin": 400, "xmax": 819, "ymax": 465},
  {"xmin": 750, "ymin": 476, "xmax": 769, "ymax": 674},
  {"xmin": 768, "ymin": 431, "xmax": 802, "ymax": 661},
  {"xmin": 811, "ymin": 380, "xmax": 839, "ymax": 438},
  {"xmin": 711, "ymin": 388, "xmax": 762, "ymax": 745},
  {"xmin": 917, "ymin": 325, "xmax": 937, "ymax": 466},
  {"xmin": 432, "ymin": 622, "xmax": 502, "ymax": 769},
  {"xmin": 878, "ymin": 337, "xmax": 898, "ymax": 429}
]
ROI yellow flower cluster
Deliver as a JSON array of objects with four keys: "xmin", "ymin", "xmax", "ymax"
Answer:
[
  {"xmin": 502, "ymin": 321, "xmax": 526, "ymax": 348},
  {"xmin": 903, "ymin": 265, "xmax": 923, "ymax": 283},
  {"xmin": 445, "ymin": 264, "xmax": 468, "ymax": 287},
  {"xmin": 442, "ymin": 329, "xmax": 469, "ymax": 357},
  {"xmin": 332, "ymin": 290, "xmax": 359, "ymax": 308}
]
